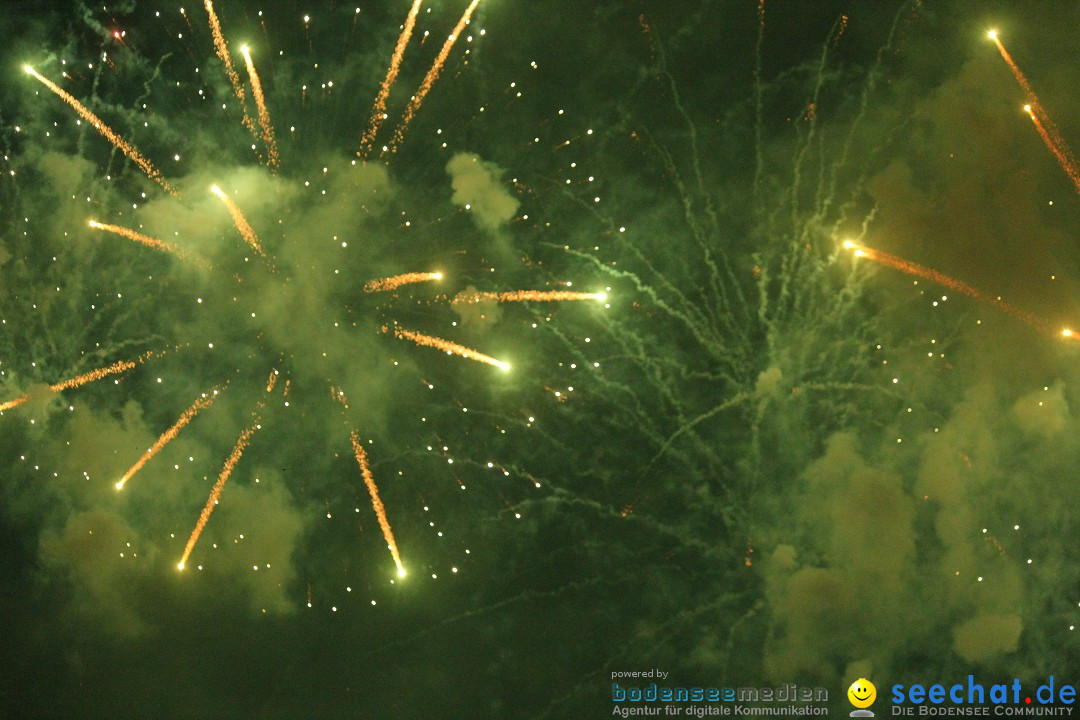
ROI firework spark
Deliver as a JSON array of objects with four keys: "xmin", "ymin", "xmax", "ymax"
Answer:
[
  {"xmin": 240, "ymin": 45, "xmax": 279, "ymax": 171},
  {"xmin": 88, "ymin": 220, "xmax": 189, "ymax": 261},
  {"xmin": 350, "ymin": 431, "xmax": 406, "ymax": 578},
  {"xmin": 363, "ymin": 271, "xmax": 443, "ymax": 293},
  {"xmin": 385, "ymin": 0, "xmax": 481, "ymax": 154},
  {"xmin": 388, "ymin": 324, "xmax": 511, "ymax": 371},
  {"xmin": 0, "ymin": 349, "xmax": 165, "ymax": 413},
  {"xmin": 116, "ymin": 386, "xmax": 224, "ymax": 491},
  {"xmin": 204, "ymin": 0, "xmax": 257, "ymax": 139},
  {"xmin": 358, "ymin": 0, "xmax": 424, "ymax": 158},
  {"xmin": 452, "ymin": 289, "xmax": 607, "ymax": 305},
  {"xmin": 211, "ymin": 185, "xmax": 266, "ymax": 257},
  {"xmin": 23, "ymin": 65, "xmax": 177, "ymax": 196}
]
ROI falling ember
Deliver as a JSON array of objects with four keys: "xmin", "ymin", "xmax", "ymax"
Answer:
[
  {"xmin": 385, "ymin": 0, "xmax": 481, "ymax": 154},
  {"xmin": 211, "ymin": 185, "xmax": 266, "ymax": 257},
  {"xmin": 116, "ymin": 386, "xmax": 224, "ymax": 491},
  {"xmin": 177, "ymin": 413, "xmax": 260, "ymax": 571},
  {"xmin": 358, "ymin": 0, "xmax": 424, "ymax": 158},
  {"xmin": 1023, "ymin": 105, "xmax": 1080, "ymax": 194},
  {"xmin": 350, "ymin": 431, "xmax": 406, "ymax": 578},
  {"xmin": 23, "ymin": 65, "xmax": 177, "ymax": 196},
  {"xmin": 88, "ymin": 220, "xmax": 189, "ymax": 260},
  {"xmin": 0, "ymin": 348, "xmax": 165, "ymax": 413},
  {"xmin": 363, "ymin": 271, "xmax": 442, "ymax": 293},
  {"xmin": 203, "ymin": 0, "xmax": 257, "ymax": 138},
  {"xmin": 266, "ymin": 371, "xmax": 278, "ymax": 393},
  {"xmin": 240, "ymin": 46, "xmax": 279, "ymax": 171},
  {"xmin": 844, "ymin": 242, "xmax": 1068, "ymax": 338},
  {"xmin": 387, "ymin": 324, "xmax": 511, "ymax": 371},
  {"xmin": 452, "ymin": 289, "xmax": 607, "ymax": 305}
]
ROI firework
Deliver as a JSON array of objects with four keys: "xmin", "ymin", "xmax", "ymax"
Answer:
[
  {"xmin": 0, "ymin": 350, "xmax": 164, "ymax": 413},
  {"xmin": 386, "ymin": 0, "xmax": 481, "ymax": 154},
  {"xmin": 350, "ymin": 432, "xmax": 406, "ymax": 578},
  {"xmin": 358, "ymin": 0, "xmax": 424, "ymax": 158},
  {"xmin": 363, "ymin": 271, "xmax": 443, "ymax": 293},
  {"xmin": 388, "ymin": 324, "xmax": 511, "ymax": 371},
  {"xmin": 210, "ymin": 185, "xmax": 266, "ymax": 257},
  {"xmin": 87, "ymin": 220, "xmax": 190, "ymax": 261},
  {"xmin": 204, "ymin": 0, "xmax": 257, "ymax": 139},
  {"xmin": 177, "ymin": 413, "xmax": 260, "ymax": 571},
  {"xmin": 116, "ymin": 386, "xmax": 224, "ymax": 491},
  {"xmin": 23, "ymin": 66, "xmax": 177, "ymax": 196},
  {"xmin": 240, "ymin": 45, "xmax": 279, "ymax": 171},
  {"xmin": 452, "ymin": 289, "xmax": 607, "ymax": 305}
]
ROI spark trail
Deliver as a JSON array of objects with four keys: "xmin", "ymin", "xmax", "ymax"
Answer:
[
  {"xmin": 23, "ymin": 66, "xmax": 177, "ymax": 196},
  {"xmin": 386, "ymin": 0, "xmax": 481, "ymax": 154},
  {"xmin": 452, "ymin": 290, "xmax": 607, "ymax": 305},
  {"xmin": 88, "ymin": 220, "xmax": 189, "ymax": 260},
  {"xmin": 204, "ymin": 0, "xmax": 257, "ymax": 139},
  {"xmin": 211, "ymin": 185, "xmax": 266, "ymax": 257},
  {"xmin": 844, "ymin": 241, "xmax": 1064, "ymax": 337},
  {"xmin": 116, "ymin": 386, "xmax": 224, "ymax": 491},
  {"xmin": 363, "ymin": 271, "xmax": 442, "ymax": 293},
  {"xmin": 350, "ymin": 431, "xmax": 406, "ymax": 577},
  {"xmin": 1024, "ymin": 104, "xmax": 1080, "ymax": 194},
  {"xmin": 358, "ymin": 0, "xmax": 424, "ymax": 158},
  {"xmin": 177, "ymin": 411, "xmax": 260, "ymax": 570},
  {"xmin": 387, "ymin": 324, "xmax": 511, "ymax": 371},
  {"xmin": 0, "ymin": 349, "xmax": 163, "ymax": 412},
  {"xmin": 241, "ymin": 45, "xmax": 279, "ymax": 171}
]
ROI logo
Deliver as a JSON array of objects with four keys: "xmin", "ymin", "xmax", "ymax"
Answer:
[{"xmin": 848, "ymin": 678, "xmax": 877, "ymax": 717}]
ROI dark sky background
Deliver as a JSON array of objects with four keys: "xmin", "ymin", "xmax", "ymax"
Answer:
[{"xmin": 1, "ymin": 0, "xmax": 1079, "ymax": 717}]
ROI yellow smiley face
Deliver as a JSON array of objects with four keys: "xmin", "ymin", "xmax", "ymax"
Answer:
[{"xmin": 848, "ymin": 678, "xmax": 877, "ymax": 708}]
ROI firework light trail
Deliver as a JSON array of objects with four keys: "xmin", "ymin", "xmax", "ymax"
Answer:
[
  {"xmin": 240, "ymin": 45, "xmax": 279, "ymax": 171},
  {"xmin": 115, "ymin": 386, "xmax": 224, "ymax": 491},
  {"xmin": 388, "ymin": 325, "xmax": 511, "ymax": 371},
  {"xmin": 386, "ymin": 0, "xmax": 481, "ymax": 154},
  {"xmin": 363, "ymin": 271, "xmax": 442, "ymax": 293},
  {"xmin": 177, "ymin": 411, "xmax": 261, "ymax": 571},
  {"xmin": 1023, "ymin": 104, "xmax": 1080, "ymax": 193},
  {"xmin": 350, "ymin": 431, "xmax": 406, "ymax": 578},
  {"xmin": 358, "ymin": 0, "xmax": 424, "ymax": 158},
  {"xmin": 204, "ymin": 0, "xmax": 257, "ymax": 139},
  {"xmin": 211, "ymin": 185, "xmax": 266, "ymax": 257},
  {"xmin": 23, "ymin": 66, "xmax": 177, "ymax": 196},
  {"xmin": 452, "ymin": 290, "xmax": 607, "ymax": 304},
  {"xmin": 0, "ymin": 349, "xmax": 166, "ymax": 413},
  {"xmin": 88, "ymin": 220, "xmax": 189, "ymax": 260},
  {"xmin": 843, "ymin": 241, "xmax": 1069, "ymax": 338}
]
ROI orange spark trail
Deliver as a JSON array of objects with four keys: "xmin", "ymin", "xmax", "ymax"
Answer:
[
  {"xmin": 88, "ymin": 220, "xmax": 188, "ymax": 260},
  {"xmin": 359, "ymin": 0, "xmax": 424, "ymax": 158},
  {"xmin": 116, "ymin": 386, "xmax": 224, "ymax": 491},
  {"xmin": 386, "ymin": 0, "xmax": 480, "ymax": 154},
  {"xmin": 363, "ymin": 271, "xmax": 442, "ymax": 293},
  {"xmin": 387, "ymin": 324, "xmax": 510, "ymax": 371},
  {"xmin": 845, "ymin": 242, "xmax": 1059, "ymax": 336},
  {"xmin": 177, "ymin": 414, "xmax": 260, "ymax": 570},
  {"xmin": 240, "ymin": 46, "xmax": 279, "ymax": 171},
  {"xmin": 204, "ymin": 0, "xmax": 257, "ymax": 138},
  {"xmin": 350, "ymin": 431, "xmax": 406, "ymax": 577},
  {"xmin": 211, "ymin": 185, "xmax": 266, "ymax": 257},
  {"xmin": 24, "ymin": 66, "xmax": 177, "ymax": 196},
  {"xmin": 1024, "ymin": 105, "xmax": 1080, "ymax": 194},
  {"xmin": 452, "ymin": 290, "xmax": 607, "ymax": 305}
]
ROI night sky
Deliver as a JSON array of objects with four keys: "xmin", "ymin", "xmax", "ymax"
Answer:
[{"xmin": 1, "ymin": 1, "xmax": 1079, "ymax": 717}]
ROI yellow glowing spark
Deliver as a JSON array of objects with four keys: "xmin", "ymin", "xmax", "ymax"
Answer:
[
  {"xmin": 211, "ymin": 185, "xmax": 266, "ymax": 257},
  {"xmin": 240, "ymin": 45, "xmax": 279, "ymax": 171},
  {"xmin": 452, "ymin": 289, "xmax": 607, "ymax": 305},
  {"xmin": 350, "ymin": 431, "xmax": 405, "ymax": 577},
  {"xmin": 116, "ymin": 386, "xmax": 224, "ymax": 491},
  {"xmin": 88, "ymin": 219, "xmax": 190, "ymax": 260},
  {"xmin": 842, "ymin": 239, "xmax": 857, "ymax": 249},
  {"xmin": 987, "ymin": 29, "xmax": 998, "ymax": 40},
  {"xmin": 359, "ymin": 0, "xmax": 424, "ymax": 158},
  {"xmin": 204, "ymin": 0, "xmax": 258, "ymax": 139},
  {"xmin": 177, "ymin": 415, "xmax": 260, "ymax": 571},
  {"xmin": 363, "ymin": 271, "xmax": 443, "ymax": 293},
  {"xmin": 388, "ymin": 324, "xmax": 510, "ymax": 371},
  {"xmin": 1062, "ymin": 328, "xmax": 1074, "ymax": 338},
  {"xmin": 24, "ymin": 66, "xmax": 177, "ymax": 196},
  {"xmin": 386, "ymin": 0, "xmax": 481, "ymax": 154}
]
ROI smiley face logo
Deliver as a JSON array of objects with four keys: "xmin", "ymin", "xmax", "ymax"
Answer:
[{"xmin": 847, "ymin": 678, "xmax": 877, "ymax": 709}]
